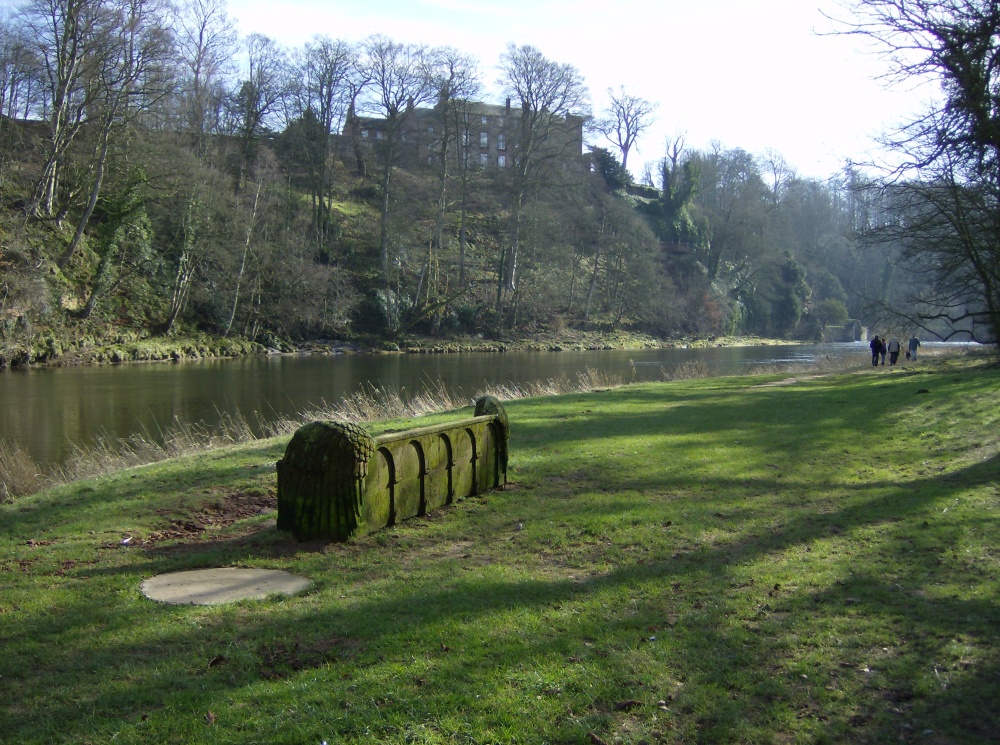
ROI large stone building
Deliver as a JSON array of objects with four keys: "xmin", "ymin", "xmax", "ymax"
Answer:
[{"xmin": 349, "ymin": 97, "xmax": 585, "ymax": 171}]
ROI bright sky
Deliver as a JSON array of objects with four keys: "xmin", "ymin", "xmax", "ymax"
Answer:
[{"xmin": 228, "ymin": 0, "xmax": 937, "ymax": 181}]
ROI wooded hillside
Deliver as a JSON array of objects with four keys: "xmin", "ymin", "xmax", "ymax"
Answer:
[{"xmin": 0, "ymin": 0, "xmax": 899, "ymax": 366}]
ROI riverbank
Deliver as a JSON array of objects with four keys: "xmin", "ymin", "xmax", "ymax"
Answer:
[
  {"xmin": 2, "ymin": 354, "xmax": 997, "ymax": 744},
  {"xmin": 395, "ymin": 330, "xmax": 794, "ymax": 354},
  {"xmin": 1, "ymin": 326, "xmax": 798, "ymax": 369},
  {"xmin": 0, "ymin": 330, "xmax": 268, "ymax": 368}
]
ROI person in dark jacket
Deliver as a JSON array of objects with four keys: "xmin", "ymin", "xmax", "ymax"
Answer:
[
  {"xmin": 870, "ymin": 335, "xmax": 881, "ymax": 366},
  {"xmin": 879, "ymin": 338, "xmax": 888, "ymax": 365}
]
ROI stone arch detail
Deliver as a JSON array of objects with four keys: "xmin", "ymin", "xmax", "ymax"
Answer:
[
  {"xmin": 395, "ymin": 440, "xmax": 425, "ymax": 520},
  {"xmin": 425, "ymin": 432, "xmax": 454, "ymax": 512},
  {"xmin": 277, "ymin": 401, "xmax": 509, "ymax": 541}
]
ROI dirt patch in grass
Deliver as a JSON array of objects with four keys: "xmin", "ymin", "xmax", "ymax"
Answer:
[
  {"xmin": 140, "ymin": 488, "xmax": 277, "ymax": 546},
  {"xmin": 256, "ymin": 636, "xmax": 364, "ymax": 679},
  {"xmin": 752, "ymin": 374, "xmax": 828, "ymax": 387}
]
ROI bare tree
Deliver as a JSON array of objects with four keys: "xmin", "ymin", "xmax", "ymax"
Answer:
[
  {"xmin": 359, "ymin": 34, "xmax": 436, "ymax": 331},
  {"xmin": 859, "ymin": 158, "xmax": 1000, "ymax": 340},
  {"xmin": 161, "ymin": 185, "xmax": 205, "ymax": 335},
  {"xmin": 838, "ymin": 0, "xmax": 1000, "ymax": 342},
  {"xmin": 173, "ymin": 0, "xmax": 236, "ymax": 158},
  {"xmin": 496, "ymin": 43, "xmax": 590, "ymax": 325},
  {"xmin": 0, "ymin": 17, "xmax": 43, "ymax": 174},
  {"xmin": 761, "ymin": 148, "xmax": 794, "ymax": 206},
  {"xmin": 58, "ymin": 0, "xmax": 174, "ymax": 268},
  {"xmin": 0, "ymin": 18, "xmax": 42, "ymax": 121},
  {"xmin": 226, "ymin": 32, "xmax": 288, "ymax": 191},
  {"xmin": 423, "ymin": 46, "xmax": 479, "ymax": 297},
  {"xmin": 222, "ymin": 170, "xmax": 263, "ymax": 336},
  {"xmin": 285, "ymin": 35, "xmax": 356, "ymax": 252},
  {"xmin": 596, "ymin": 86, "xmax": 656, "ymax": 172},
  {"xmin": 21, "ymin": 0, "xmax": 109, "ymax": 218},
  {"xmin": 343, "ymin": 68, "xmax": 371, "ymax": 178}
]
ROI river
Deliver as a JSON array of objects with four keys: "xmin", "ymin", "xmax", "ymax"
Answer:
[{"xmin": 0, "ymin": 341, "xmax": 971, "ymax": 468}]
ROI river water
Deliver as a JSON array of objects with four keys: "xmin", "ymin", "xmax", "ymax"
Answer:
[{"xmin": 0, "ymin": 341, "xmax": 970, "ymax": 468}]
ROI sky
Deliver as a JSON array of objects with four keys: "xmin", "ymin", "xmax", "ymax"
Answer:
[{"xmin": 227, "ymin": 0, "xmax": 938, "ymax": 182}]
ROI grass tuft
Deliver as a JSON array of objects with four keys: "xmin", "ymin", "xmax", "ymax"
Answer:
[
  {"xmin": 662, "ymin": 359, "xmax": 711, "ymax": 380},
  {"xmin": 0, "ymin": 437, "xmax": 44, "ymax": 501}
]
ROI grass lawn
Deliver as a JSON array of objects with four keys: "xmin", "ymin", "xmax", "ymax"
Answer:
[{"xmin": 1, "ymin": 355, "xmax": 998, "ymax": 744}]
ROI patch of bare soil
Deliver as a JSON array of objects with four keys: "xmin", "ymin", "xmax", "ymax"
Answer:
[
  {"xmin": 140, "ymin": 489, "xmax": 276, "ymax": 546},
  {"xmin": 752, "ymin": 374, "xmax": 827, "ymax": 388},
  {"xmin": 256, "ymin": 636, "xmax": 364, "ymax": 679}
]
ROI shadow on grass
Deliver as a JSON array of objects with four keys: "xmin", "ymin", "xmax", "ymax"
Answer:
[
  {"xmin": 3, "ymin": 453, "xmax": 997, "ymax": 742},
  {"xmin": 0, "ymin": 440, "xmax": 285, "ymax": 541}
]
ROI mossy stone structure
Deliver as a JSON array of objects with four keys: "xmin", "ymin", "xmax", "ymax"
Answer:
[{"xmin": 276, "ymin": 396, "xmax": 509, "ymax": 541}]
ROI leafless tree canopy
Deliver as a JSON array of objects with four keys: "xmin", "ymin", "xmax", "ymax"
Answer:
[
  {"xmin": 597, "ymin": 86, "xmax": 657, "ymax": 172},
  {"xmin": 839, "ymin": 0, "xmax": 1000, "ymax": 342}
]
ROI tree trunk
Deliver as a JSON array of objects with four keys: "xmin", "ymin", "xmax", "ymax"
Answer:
[
  {"xmin": 583, "ymin": 241, "xmax": 603, "ymax": 322},
  {"xmin": 567, "ymin": 253, "xmax": 579, "ymax": 313},
  {"xmin": 160, "ymin": 251, "xmax": 196, "ymax": 335},
  {"xmin": 458, "ymin": 202, "xmax": 469, "ymax": 288},
  {"xmin": 59, "ymin": 123, "xmax": 113, "ymax": 269},
  {"xmin": 504, "ymin": 190, "xmax": 524, "ymax": 292},
  {"xmin": 223, "ymin": 178, "xmax": 262, "ymax": 337},
  {"xmin": 78, "ymin": 233, "xmax": 120, "ymax": 320},
  {"xmin": 379, "ymin": 161, "xmax": 395, "ymax": 331}
]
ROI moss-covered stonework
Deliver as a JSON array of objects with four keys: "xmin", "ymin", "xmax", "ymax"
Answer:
[
  {"xmin": 276, "ymin": 397, "xmax": 509, "ymax": 541},
  {"xmin": 475, "ymin": 394, "xmax": 509, "ymax": 477},
  {"xmin": 275, "ymin": 420, "xmax": 375, "ymax": 540}
]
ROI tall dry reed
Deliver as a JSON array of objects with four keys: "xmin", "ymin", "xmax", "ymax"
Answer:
[
  {"xmin": 661, "ymin": 360, "xmax": 711, "ymax": 381},
  {"xmin": 0, "ymin": 437, "xmax": 45, "ymax": 502}
]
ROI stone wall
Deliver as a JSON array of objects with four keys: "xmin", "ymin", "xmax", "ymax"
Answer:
[
  {"xmin": 823, "ymin": 319, "xmax": 865, "ymax": 343},
  {"xmin": 276, "ymin": 396, "xmax": 509, "ymax": 541}
]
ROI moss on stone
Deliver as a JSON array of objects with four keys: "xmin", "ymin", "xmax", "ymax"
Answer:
[
  {"xmin": 475, "ymin": 395, "xmax": 509, "ymax": 478},
  {"xmin": 276, "ymin": 420, "xmax": 376, "ymax": 541}
]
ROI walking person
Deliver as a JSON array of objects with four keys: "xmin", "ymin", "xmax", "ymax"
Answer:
[
  {"xmin": 880, "ymin": 337, "xmax": 888, "ymax": 366},
  {"xmin": 908, "ymin": 335, "xmax": 921, "ymax": 361},
  {"xmin": 870, "ymin": 335, "xmax": 882, "ymax": 367},
  {"xmin": 888, "ymin": 336, "xmax": 901, "ymax": 365}
]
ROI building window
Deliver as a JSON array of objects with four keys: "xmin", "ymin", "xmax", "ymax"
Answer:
[
  {"xmin": 361, "ymin": 130, "xmax": 369, "ymax": 139},
  {"xmin": 498, "ymin": 134, "xmax": 505, "ymax": 150},
  {"xmin": 498, "ymin": 155, "xmax": 506, "ymax": 168},
  {"xmin": 480, "ymin": 131, "xmax": 488, "ymax": 148},
  {"xmin": 427, "ymin": 126, "xmax": 434, "ymax": 134},
  {"xmin": 462, "ymin": 130, "xmax": 469, "ymax": 146},
  {"xmin": 375, "ymin": 130, "xmax": 384, "ymax": 140},
  {"xmin": 480, "ymin": 152, "xmax": 488, "ymax": 165},
  {"xmin": 481, "ymin": 116, "xmax": 488, "ymax": 124}
]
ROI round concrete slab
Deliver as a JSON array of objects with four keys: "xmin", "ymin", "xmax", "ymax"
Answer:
[{"xmin": 142, "ymin": 567, "xmax": 311, "ymax": 605}]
